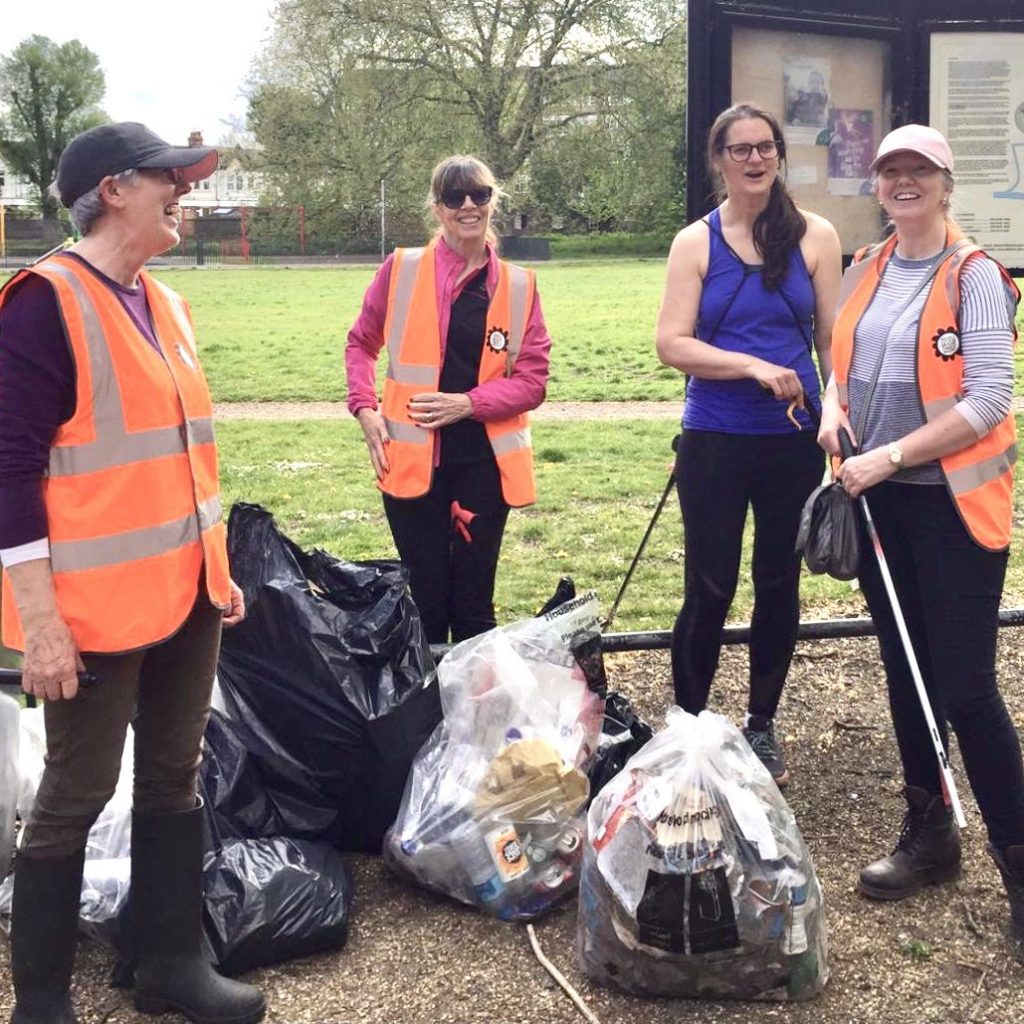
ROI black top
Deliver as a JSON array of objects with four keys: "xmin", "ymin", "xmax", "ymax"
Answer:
[{"xmin": 439, "ymin": 266, "xmax": 492, "ymax": 465}]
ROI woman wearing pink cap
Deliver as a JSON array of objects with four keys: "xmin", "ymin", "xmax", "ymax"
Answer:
[{"xmin": 819, "ymin": 123, "xmax": 1024, "ymax": 947}]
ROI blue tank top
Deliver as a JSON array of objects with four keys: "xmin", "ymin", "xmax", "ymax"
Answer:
[{"xmin": 683, "ymin": 207, "xmax": 820, "ymax": 434}]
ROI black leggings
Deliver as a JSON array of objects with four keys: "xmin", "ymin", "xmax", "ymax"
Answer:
[
  {"xmin": 856, "ymin": 481, "xmax": 1024, "ymax": 849},
  {"xmin": 383, "ymin": 457, "xmax": 510, "ymax": 645},
  {"xmin": 671, "ymin": 428, "xmax": 823, "ymax": 717}
]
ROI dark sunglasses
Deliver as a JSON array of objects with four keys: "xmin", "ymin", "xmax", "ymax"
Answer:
[{"xmin": 439, "ymin": 186, "xmax": 493, "ymax": 210}]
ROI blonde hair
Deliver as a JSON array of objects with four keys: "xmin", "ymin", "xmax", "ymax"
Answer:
[{"xmin": 426, "ymin": 154, "xmax": 501, "ymax": 246}]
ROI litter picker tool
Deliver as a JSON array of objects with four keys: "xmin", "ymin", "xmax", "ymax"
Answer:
[
  {"xmin": 603, "ymin": 434, "xmax": 679, "ymax": 630},
  {"xmin": 837, "ymin": 427, "xmax": 966, "ymax": 828}
]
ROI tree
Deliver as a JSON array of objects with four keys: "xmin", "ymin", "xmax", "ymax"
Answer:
[
  {"xmin": 248, "ymin": 0, "xmax": 686, "ymax": 238},
  {"xmin": 0, "ymin": 35, "xmax": 107, "ymax": 220},
  {"xmin": 525, "ymin": 18, "xmax": 687, "ymax": 234}
]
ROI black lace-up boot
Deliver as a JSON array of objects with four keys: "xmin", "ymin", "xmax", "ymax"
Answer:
[
  {"xmin": 858, "ymin": 786, "xmax": 961, "ymax": 900},
  {"xmin": 988, "ymin": 843, "xmax": 1024, "ymax": 949}
]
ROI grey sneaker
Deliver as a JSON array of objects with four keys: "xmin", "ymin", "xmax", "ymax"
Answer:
[{"xmin": 742, "ymin": 716, "xmax": 790, "ymax": 788}]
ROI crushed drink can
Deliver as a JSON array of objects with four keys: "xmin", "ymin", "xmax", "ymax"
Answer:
[
  {"xmin": 556, "ymin": 825, "xmax": 583, "ymax": 859},
  {"xmin": 535, "ymin": 860, "xmax": 573, "ymax": 892}
]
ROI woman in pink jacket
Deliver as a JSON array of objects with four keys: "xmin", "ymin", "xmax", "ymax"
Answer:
[{"xmin": 345, "ymin": 155, "xmax": 552, "ymax": 644}]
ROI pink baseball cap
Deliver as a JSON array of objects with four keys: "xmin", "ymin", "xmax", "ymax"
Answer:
[{"xmin": 870, "ymin": 124, "xmax": 954, "ymax": 173}]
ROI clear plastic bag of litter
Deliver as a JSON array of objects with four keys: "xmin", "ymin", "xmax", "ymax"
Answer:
[
  {"xmin": 577, "ymin": 707, "xmax": 828, "ymax": 1001},
  {"xmin": 0, "ymin": 692, "xmax": 19, "ymax": 881},
  {"xmin": 0, "ymin": 709, "xmax": 133, "ymax": 940},
  {"xmin": 384, "ymin": 594, "xmax": 606, "ymax": 920}
]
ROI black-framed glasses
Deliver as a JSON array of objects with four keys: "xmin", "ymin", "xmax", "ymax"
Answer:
[
  {"xmin": 439, "ymin": 185, "xmax": 494, "ymax": 210},
  {"xmin": 722, "ymin": 140, "xmax": 781, "ymax": 162}
]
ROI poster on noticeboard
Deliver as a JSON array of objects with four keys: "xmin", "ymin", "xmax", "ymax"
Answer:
[
  {"xmin": 783, "ymin": 56, "xmax": 831, "ymax": 145},
  {"xmin": 827, "ymin": 110, "xmax": 874, "ymax": 196},
  {"xmin": 929, "ymin": 31, "xmax": 1024, "ymax": 267}
]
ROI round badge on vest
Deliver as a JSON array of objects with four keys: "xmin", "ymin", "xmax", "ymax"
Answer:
[
  {"xmin": 176, "ymin": 342, "xmax": 196, "ymax": 369},
  {"xmin": 931, "ymin": 326, "xmax": 961, "ymax": 361},
  {"xmin": 487, "ymin": 327, "xmax": 509, "ymax": 353}
]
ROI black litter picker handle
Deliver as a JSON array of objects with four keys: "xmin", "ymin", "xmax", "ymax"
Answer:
[
  {"xmin": 0, "ymin": 668, "xmax": 100, "ymax": 690},
  {"xmin": 837, "ymin": 426, "xmax": 856, "ymax": 461}
]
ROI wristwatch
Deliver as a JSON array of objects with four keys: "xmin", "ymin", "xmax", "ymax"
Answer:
[{"xmin": 887, "ymin": 442, "xmax": 904, "ymax": 468}]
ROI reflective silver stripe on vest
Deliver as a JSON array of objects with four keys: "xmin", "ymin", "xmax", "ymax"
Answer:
[
  {"xmin": 384, "ymin": 247, "xmax": 424, "ymax": 368},
  {"xmin": 384, "ymin": 418, "xmax": 431, "ymax": 445},
  {"xmin": 43, "ymin": 261, "xmax": 209, "ymax": 478},
  {"xmin": 506, "ymin": 265, "xmax": 530, "ymax": 369},
  {"xmin": 923, "ymin": 395, "xmax": 964, "ymax": 421},
  {"xmin": 50, "ymin": 512, "xmax": 202, "ymax": 573},
  {"xmin": 187, "ymin": 417, "xmax": 215, "ymax": 445},
  {"xmin": 946, "ymin": 443, "xmax": 1017, "ymax": 495},
  {"xmin": 386, "ymin": 363, "xmax": 437, "ymax": 386},
  {"xmin": 490, "ymin": 427, "xmax": 531, "ymax": 456},
  {"xmin": 837, "ymin": 382, "xmax": 849, "ymax": 406},
  {"xmin": 198, "ymin": 495, "xmax": 223, "ymax": 531}
]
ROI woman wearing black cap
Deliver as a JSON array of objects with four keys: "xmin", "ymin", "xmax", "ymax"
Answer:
[{"xmin": 0, "ymin": 123, "xmax": 265, "ymax": 1023}]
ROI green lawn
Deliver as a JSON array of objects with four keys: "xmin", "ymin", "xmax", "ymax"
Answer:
[
  {"xmin": 148, "ymin": 261, "xmax": 680, "ymax": 403},
  {"xmin": 215, "ymin": 416, "xmax": 1024, "ymax": 634},
  {"xmin": 4, "ymin": 260, "xmax": 1024, "ymax": 402},
  {"xmin": 158, "ymin": 262, "xmax": 1024, "ymax": 402}
]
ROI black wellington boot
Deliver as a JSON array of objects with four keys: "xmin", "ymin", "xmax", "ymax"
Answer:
[
  {"xmin": 9, "ymin": 849, "xmax": 85, "ymax": 1024},
  {"xmin": 858, "ymin": 786, "xmax": 961, "ymax": 900},
  {"xmin": 988, "ymin": 843, "xmax": 1024, "ymax": 949},
  {"xmin": 128, "ymin": 804, "xmax": 265, "ymax": 1024}
]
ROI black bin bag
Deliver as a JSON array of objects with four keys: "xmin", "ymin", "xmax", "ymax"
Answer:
[
  {"xmin": 201, "ymin": 832, "xmax": 353, "ymax": 977},
  {"xmin": 197, "ymin": 713, "xmax": 352, "ymax": 975},
  {"xmin": 587, "ymin": 691, "xmax": 654, "ymax": 800},
  {"xmin": 216, "ymin": 503, "xmax": 442, "ymax": 851}
]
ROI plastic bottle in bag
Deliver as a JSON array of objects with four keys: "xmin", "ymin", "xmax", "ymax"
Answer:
[{"xmin": 448, "ymin": 821, "xmax": 506, "ymax": 907}]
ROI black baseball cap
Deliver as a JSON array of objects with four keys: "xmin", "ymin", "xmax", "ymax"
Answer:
[{"xmin": 57, "ymin": 122, "xmax": 219, "ymax": 208}]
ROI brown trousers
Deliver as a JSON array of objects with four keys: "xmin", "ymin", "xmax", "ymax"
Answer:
[{"xmin": 22, "ymin": 589, "xmax": 222, "ymax": 858}]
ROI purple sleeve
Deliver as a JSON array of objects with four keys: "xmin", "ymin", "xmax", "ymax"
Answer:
[{"xmin": 0, "ymin": 275, "xmax": 76, "ymax": 548}]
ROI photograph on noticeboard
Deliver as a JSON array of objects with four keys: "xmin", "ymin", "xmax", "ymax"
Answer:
[
  {"xmin": 827, "ymin": 109, "xmax": 874, "ymax": 196},
  {"xmin": 783, "ymin": 56, "xmax": 830, "ymax": 145}
]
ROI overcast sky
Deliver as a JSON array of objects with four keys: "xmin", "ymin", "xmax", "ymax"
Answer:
[{"xmin": 1, "ymin": 1, "xmax": 279, "ymax": 145}]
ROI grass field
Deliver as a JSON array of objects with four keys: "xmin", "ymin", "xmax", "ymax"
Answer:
[
  {"xmin": 215, "ymin": 416, "xmax": 1024, "ymax": 634},
  {"xmin": 146, "ymin": 261, "xmax": 681, "ymax": 403},
  {"xmin": 4, "ymin": 260, "xmax": 1024, "ymax": 402}
]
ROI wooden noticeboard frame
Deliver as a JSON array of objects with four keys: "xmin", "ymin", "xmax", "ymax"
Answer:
[{"xmin": 687, "ymin": 0, "xmax": 1024, "ymax": 272}]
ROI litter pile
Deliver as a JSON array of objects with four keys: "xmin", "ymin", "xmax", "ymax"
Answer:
[
  {"xmin": 578, "ymin": 707, "xmax": 829, "ymax": 1001},
  {"xmin": 385, "ymin": 595, "xmax": 606, "ymax": 920}
]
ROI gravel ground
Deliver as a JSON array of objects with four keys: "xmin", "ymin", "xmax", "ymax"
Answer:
[{"xmin": 2, "ymin": 637, "xmax": 1024, "ymax": 1023}]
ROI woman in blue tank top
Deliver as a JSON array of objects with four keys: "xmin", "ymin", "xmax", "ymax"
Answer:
[{"xmin": 655, "ymin": 102, "xmax": 842, "ymax": 786}]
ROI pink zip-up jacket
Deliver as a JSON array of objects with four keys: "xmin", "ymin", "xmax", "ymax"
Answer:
[{"xmin": 345, "ymin": 237, "xmax": 552, "ymax": 424}]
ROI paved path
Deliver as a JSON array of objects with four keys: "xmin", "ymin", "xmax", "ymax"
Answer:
[
  {"xmin": 215, "ymin": 397, "xmax": 1024, "ymax": 421},
  {"xmin": 213, "ymin": 400, "xmax": 684, "ymax": 421}
]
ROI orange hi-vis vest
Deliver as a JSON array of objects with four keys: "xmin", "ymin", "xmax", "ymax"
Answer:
[
  {"xmin": 832, "ymin": 230, "xmax": 1020, "ymax": 551},
  {"xmin": 379, "ymin": 240, "xmax": 537, "ymax": 506},
  {"xmin": 0, "ymin": 253, "xmax": 231, "ymax": 654}
]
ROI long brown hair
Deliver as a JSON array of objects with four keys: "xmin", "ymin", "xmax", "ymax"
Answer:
[{"xmin": 707, "ymin": 103, "xmax": 806, "ymax": 290}]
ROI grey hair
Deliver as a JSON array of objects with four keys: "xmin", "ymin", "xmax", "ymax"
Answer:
[{"xmin": 48, "ymin": 169, "xmax": 140, "ymax": 235}]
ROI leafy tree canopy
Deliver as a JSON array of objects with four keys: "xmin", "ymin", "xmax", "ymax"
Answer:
[
  {"xmin": 248, "ymin": 0, "xmax": 686, "ymax": 241},
  {"xmin": 0, "ymin": 34, "xmax": 107, "ymax": 220}
]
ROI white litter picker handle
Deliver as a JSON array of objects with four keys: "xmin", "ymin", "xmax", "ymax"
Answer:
[{"xmin": 837, "ymin": 427, "xmax": 966, "ymax": 828}]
